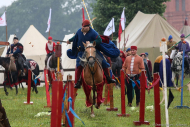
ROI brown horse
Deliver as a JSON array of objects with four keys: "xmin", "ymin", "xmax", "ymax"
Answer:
[
  {"xmin": 0, "ymin": 56, "xmax": 40, "ymax": 95},
  {"xmin": 80, "ymin": 42, "xmax": 105, "ymax": 117}
]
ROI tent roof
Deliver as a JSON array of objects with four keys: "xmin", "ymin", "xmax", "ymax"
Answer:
[
  {"xmin": 20, "ymin": 25, "xmax": 47, "ymax": 56},
  {"xmin": 180, "ymin": 19, "xmax": 190, "ymax": 40},
  {"xmin": 116, "ymin": 11, "xmax": 185, "ymax": 48}
]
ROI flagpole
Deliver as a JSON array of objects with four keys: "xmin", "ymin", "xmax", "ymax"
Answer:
[
  {"xmin": 5, "ymin": 8, "xmax": 7, "ymax": 42},
  {"xmin": 123, "ymin": 8, "xmax": 125, "ymax": 51}
]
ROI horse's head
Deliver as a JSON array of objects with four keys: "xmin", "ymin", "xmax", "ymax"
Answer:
[{"xmin": 82, "ymin": 41, "xmax": 96, "ymax": 67}]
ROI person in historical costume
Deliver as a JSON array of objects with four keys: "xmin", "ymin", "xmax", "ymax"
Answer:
[
  {"xmin": 6, "ymin": 37, "xmax": 25, "ymax": 76},
  {"xmin": 166, "ymin": 35, "xmax": 177, "ymax": 63},
  {"xmin": 175, "ymin": 34, "xmax": 190, "ymax": 73},
  {"xmin": 120, "ymin": 50, "xmax": 126, "ymax": 64},
  {"xmin": 140, "ymin": 53, "xmax": 152, "ymax": 82},
  {"xmin": 45, "ymin": 36, "xmax": 56, "ymax": 68},
  {"xmin": 159, "ymin": 55, "xmax": 173, "ymax": 87},
  {"xmin": 66, "ymin": 19, "xmax": 119, "ymax": 88},
  {"xmin": 122, "ymin": 46, "xmax": 145, "ymax": 107},
  {"xmin": 145, "ymin": 52, "xmax": 152, "ymax": 77},
  {"xmin": 124, "ymin": 48, "xmax": 131, "ymax": 57},
  {"xmin": 153, "ymin": 55, "xmax": 163, "ymax": 73}
]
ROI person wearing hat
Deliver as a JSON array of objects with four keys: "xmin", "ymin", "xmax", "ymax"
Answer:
[
  {"xmin": 175, "ymin": 34, "xmax": 190, "ymax": 73},
  {"xmin": 144, "ymin": 52, "xmax": 152, "ymax": 77},
  {"xmin": 124, "ymin": 48, "xmax": 131, "ymax": 57},
  {"xmin": 166, "ymin": 35, "xmax": 177, "ymax": 63},
  {"xmin": 6, "ymin": 37, "xmax": 25, "ymax": 75},
  {"xmin": 66, "ymin": 19, "xmax": 116, "ymax": 89},
  {"xmin": 45, "ymin": 36, "xmax": 56, "ymax": 68},
  {"xmin": 122, "ymin": 46, "xmax": 145, "ymax": 107}
]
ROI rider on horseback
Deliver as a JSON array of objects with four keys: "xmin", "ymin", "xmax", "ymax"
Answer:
[
  {"xmin": 45, "ymin": 36, "xmax": 56, "ymax": 68},
  {"xmin": 66, "ymin": 19, "xmax": 116, "ymax": 88},
  {"xmin": 175, "ymin": 34, "xmax": 190, "ymax": 74},
  {"xmin": 6, "ymin": 37, "xmax": 25, "ymax": 76}
]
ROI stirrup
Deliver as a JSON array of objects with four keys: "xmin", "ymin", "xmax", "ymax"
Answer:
[{"xmin": 107, "ymin": 76, "xmax": 116, "ymax": 84}]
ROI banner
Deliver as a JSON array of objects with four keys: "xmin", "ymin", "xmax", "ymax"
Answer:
[
  {"xmin": 103, "ymin": 18, "xmax": 115, "ymax": 36},
  {"xmin": 120, "ymin": 8, "xmax": 125, "ymax": 30},
  {"xmin": 0, "ymin": 12, "xmax": 7, "ymax": 26},
  {"xmin": 46, "ymin": 8, "xmax": 52, "ymax": 33}
]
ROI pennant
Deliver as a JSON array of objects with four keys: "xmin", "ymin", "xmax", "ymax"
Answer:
[
  {"xmin": 118, "ymin": 21, "xmax": 122, "ymax": 43},
  {"xmin": 0, "ymin": 12, "xmax": 7, "ymax": 26},
  {"xmin": 82, "ymin": 8, "xmax": 85, "ymax": 22},
  {"xmin": 45, "ymin": 8, "xmax": 52, "ymax": 33},
  {"xmin": 120, "ymin": 8, "xmax": 125, "ymax": 30},
  {"xmin": 167, "ymin": 89, "xmax": 174, "ymax": 109},
  {"xmin": 103, "ymin": 18, "xmax": 115, "ymax": 36}
]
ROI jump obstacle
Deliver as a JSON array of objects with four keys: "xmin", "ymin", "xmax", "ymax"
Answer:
[{"xmin": 118, "ymin": 70, "xmax": 162, "ymax": 126}]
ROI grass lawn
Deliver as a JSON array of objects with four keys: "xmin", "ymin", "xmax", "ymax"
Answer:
[{"xmin": 0, "ymin": 78, "xmax": 190, "ymax": 127}]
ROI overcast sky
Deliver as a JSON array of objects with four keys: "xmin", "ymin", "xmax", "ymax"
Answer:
[{"xmin": 0, "ymin": 0, "xmax": 17, "ymax": 7}]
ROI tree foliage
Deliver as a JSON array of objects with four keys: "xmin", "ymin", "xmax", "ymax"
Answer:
[
  {"xmin": 92, "ymin": 0, "xmax": 170, "ymax": 39},
  {"xmin": 0, "ymin": 0, "xmax": 95, "ymax": 41}
]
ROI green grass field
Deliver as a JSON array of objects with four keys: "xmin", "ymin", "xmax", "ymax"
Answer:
[{"xmin": 0, "ymin": 79, "xmax": 190, "ymax": 127}]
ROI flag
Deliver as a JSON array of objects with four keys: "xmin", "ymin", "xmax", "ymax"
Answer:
[
  {"xmin": 118, "ymin": 21, "xmax": 122, "ymax": 43},
  {"xmin": 46, "ymin": 8, "xmax": 52, "ymax": 33},
  {"xmin": 82, "ymin": 8, "xmax": 85, "ymax": 22},
  {"xmin": 120, "ymin": 8, "xmax": 125, "ymax": 30},
  {"xmin": 0, "ymin": 12, "xmax": 7, "ymax": 26},
  {"xmin": 167, "ymin": 89, "xmax": 174, "ymax": 109},
  {"xmin": 103, "ymin": 18, "xmax": 115, "ymax": 36}
]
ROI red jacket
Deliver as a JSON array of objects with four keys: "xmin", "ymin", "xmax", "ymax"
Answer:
[{"xmin": 45, "ymin": 42, "xmax": 56, "ymax": 54}]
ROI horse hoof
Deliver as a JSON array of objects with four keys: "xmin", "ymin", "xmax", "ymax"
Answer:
[
  {"xmin": 35, "ymin": 91, "xmax": 38, "ymax": 94},
  {"xmin": 90, "ymin": 114, "xmax": 95, "ymax": 118},
  {"xmin": 5, "ymin": 92, "xmax": 9, "ymax": 96}
]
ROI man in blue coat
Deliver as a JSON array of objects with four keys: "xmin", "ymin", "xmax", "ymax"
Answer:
[
  {"xmin": 175, "ymin": 34, "xmax": 190, "ymax": 73},
  {"xmin": 66, "ymin": 20, "xmax": 117, "ymax": 88},
  {"xmin": 6, "ymin": 37, "xmax": 26, "ymax": 76}
]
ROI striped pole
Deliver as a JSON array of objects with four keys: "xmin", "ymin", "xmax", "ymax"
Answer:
[{"xmin": 82, "ymin": 0, "xmax": 94, "ymax": 29}]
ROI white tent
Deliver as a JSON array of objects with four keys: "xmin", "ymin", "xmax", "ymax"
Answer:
[
  {"xmin": 20, "ymin": 25, "xmax": 48, "ymax": 70},
  {"xmin": 180, "ymin": 19, "xmax": 190, "ymax": 41},
  {"xmin": 116, "ymin": 11, "xmax": 189, "ymax": 63},
  {"xmin": 61, "ymin": 33, "xmax": 76, "ymax": 81}
]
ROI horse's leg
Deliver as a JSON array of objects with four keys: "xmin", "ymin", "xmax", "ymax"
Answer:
[
  {"xmin": 172, "ymin": 71, "xmax": 178, "ymax": 89},
  {"xmin": 4, "ymin": 84, "xmax": 8, "ymax": 96},
  {"xmin": 34, "ymin": 84, "xmax": 38, "ymax": 94},
  {"xmin": 176, "ymin": 74, "xmax": 179, "ymax": 87},
  {"xmin": 21, "ymin": 83, "xmax": 24, "ymax": 90},
  {"xmin": 89, "ymin": 95, "xmax": 95, "ymax": 117},
  {"xmin": 15, "ymin": 85, "xmax": 18, "ymax": 95}
]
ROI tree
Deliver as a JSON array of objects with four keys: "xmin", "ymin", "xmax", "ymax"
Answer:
[
  {"xmin": 92, "ymin": 0, "xmax": 170, "ymax": 39},
  {"xmin": 0, "ymin": 0, "xmax": 95, "ymax": 41}
]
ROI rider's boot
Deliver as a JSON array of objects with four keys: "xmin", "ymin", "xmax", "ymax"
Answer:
[
  {"xmin": 74, "ymin": 66, "xmax": 83, "ymax": 89},
  {"xmin": 103, "ymin": 68, "xmax": 116, "ymax": 84}
]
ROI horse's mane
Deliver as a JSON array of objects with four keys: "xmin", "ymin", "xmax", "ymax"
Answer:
[{"xmin": 86, "ymin": 43, "xmax": 94, "ymax": 48}]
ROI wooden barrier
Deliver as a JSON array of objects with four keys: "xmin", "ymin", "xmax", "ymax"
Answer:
[
  {"xmin": 44, "ymin": 69, "xmax": 51, "ymax": 108},
  {"xmin": 24, "ymin": 69, "xmax": 33, "ymax": 104},
  {"xmin": 154, "ymin": 73, "xmax": 161, "ymax": 127},
  {"xmin": 133, "ymin": 70, "xmax": 150, "ymax": 125},
  {"xmin": 117, "ymin": 70, "xmax": 130, "ymax": 117}
]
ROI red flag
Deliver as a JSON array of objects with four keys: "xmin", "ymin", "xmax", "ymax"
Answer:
[
  {"xmin": 82, "ymin": 8, "xmax": 85, "ymax": 22},
  {"xmin": 118, "ymin": 21, "xmax": 122, "ymax": 43}
]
